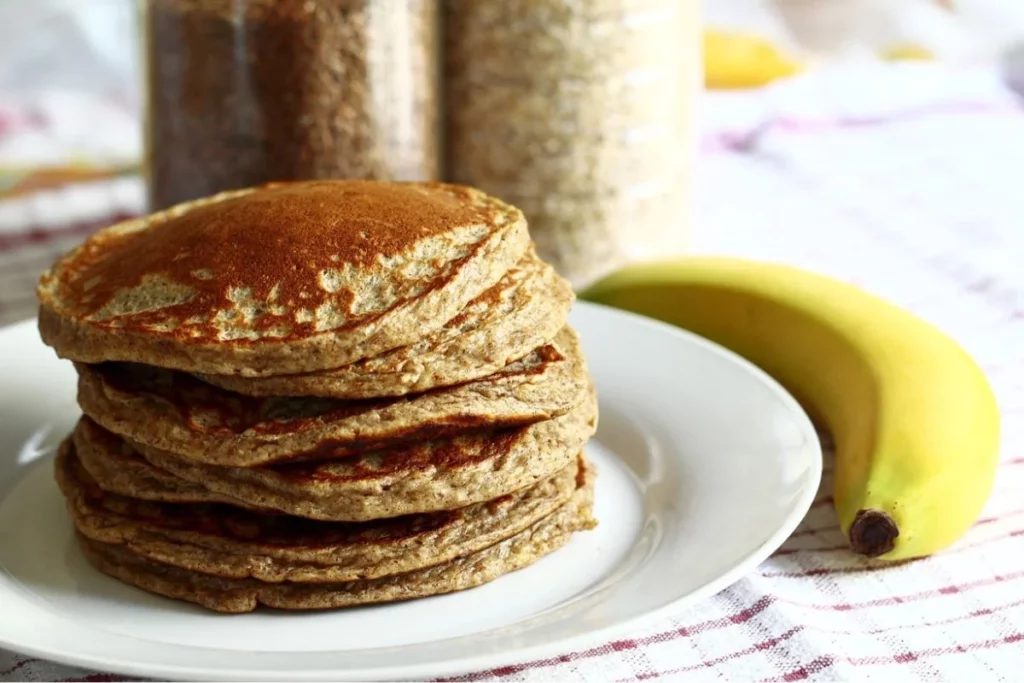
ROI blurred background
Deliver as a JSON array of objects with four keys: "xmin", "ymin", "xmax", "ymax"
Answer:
[{"xmin": 1, "ymin": 0, "xmax": 1024, "ymax": 324}]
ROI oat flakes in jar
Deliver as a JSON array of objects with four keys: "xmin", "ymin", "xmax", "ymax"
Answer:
[
  {"xmin": 143, "ymin": 0, "xmax": 441, "ymax": 210},
  {"xmin": 443, "ymin": 0, "xmax": 699, "ymax": 289}
]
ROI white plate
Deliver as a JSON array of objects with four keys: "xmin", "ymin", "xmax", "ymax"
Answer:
[{"xmin": 0, "ymin": 303, "xmax": 821, "ymax": 681}]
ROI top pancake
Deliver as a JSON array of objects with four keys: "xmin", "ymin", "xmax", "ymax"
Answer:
[
  {"xmin": 194, "ymin": 248, "xmax": 574, "ymax": 399},
  {"xmin": 37, "ymin": 180, "xmax": 530, "ymax": 376}
]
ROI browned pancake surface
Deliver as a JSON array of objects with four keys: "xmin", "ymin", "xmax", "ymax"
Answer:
[
  {"xmin": 57, "ymin": 438, "xmax": 582, "ymax": 583},
  {"xmin": 134, "ymin": 383, "xmax": 596, "ymax": 520},
  {"xmin": 76, "ymin": 326, "xmax": 589, "ymax": 467},
  {"xmin": 195, "ymin": 248, "xmax": 575, "ymax": 399},
  {"xmin": 38, "ymin": 180, "xmax": 529, "ymax": 375},
  {"xmin": 76, "ymin": 463, "xmax": 597, "ymax": 613}
]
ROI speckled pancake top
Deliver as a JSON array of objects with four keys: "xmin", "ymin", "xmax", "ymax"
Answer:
[
  {"xmin": 37, "ymin": 180, "xmax": 530, "ymax": 375},
  {"xmin": 194, "ymin": 248, "xmax": 574, "ymax": 399}
]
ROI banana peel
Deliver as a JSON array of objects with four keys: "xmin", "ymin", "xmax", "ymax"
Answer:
[
  {"xmin": 880, "ymin": 43, "xmax": 936, "ymax": 61},
  {"xmin": 702, "ymin": 30, "xmax": 938, "ymax": 90},
  {"xmin": 581, "ymin": 257, "xmax": 1001, "ymax": 561},
  {"xmin": 703, "ymin": 29, "xmax": 803, "ymax": 89}
]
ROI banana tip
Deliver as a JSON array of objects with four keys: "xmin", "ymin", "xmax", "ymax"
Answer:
[{"xmin": 849, "ymin": 509, "xmax": 900, "ymax": 557}]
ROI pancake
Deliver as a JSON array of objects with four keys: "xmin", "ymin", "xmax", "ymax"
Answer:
[
  {"xmin": 57, "ymin": 438, "xmax": 583, "ymax": 583},
  {"xmin": 72, "ymin": 417, "xmax": 256, "ymax": 507},
  {"xmin": 139, "ymin": 383, "xmax": 594, "ymax": 521},
  {"xmin": 76, "ymin": 464, "xmax": 596, "ymax": 613},
  {"xmin": 195, "ymin": 248, "xmax": 574, "ymax": 399},
  {"xmin": 38, "ymin": 180, "xmax": 530, "ymax": 376},
  {"xmin": 77, "ymin": 382, "xmax": 596, "ymax": 521},
  {"xmin": 76, "ymin": 326, "xmax": 589, "ymax": 467}
]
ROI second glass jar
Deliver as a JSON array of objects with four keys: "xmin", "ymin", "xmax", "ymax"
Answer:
[{"xmin": 443, "ymin": 0, "xmax": 699, "ymax": 289}]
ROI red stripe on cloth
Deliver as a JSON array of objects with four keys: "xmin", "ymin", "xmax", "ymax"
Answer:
[
  {"xmin": 436, "ymin": 597, "xmax": 779, "ymax": 681},
  {"xmin": 700, "ymin": 102, "xmax": 1024, "ymax": 154},
  {"xmin": 764, "ymin": 633, "xmax": 1024, "ymax": 681},
  {"xmin": 0, "ymin": 225, "xmax": 92, "ymax": 252},
  {"xmin": 757, "ymin": 657, "xmax": 838, "ymax": 682},
  {"xmin": 0, "ymin": 213, "xmax": 135, "ymax": 252},
  {"xmin": 440, "ymin": 580, "xmax": 1024, "ymax": 681},
  {"xmin": 0, "ymin": 659, "xmax": 38, "ymax": 677},
  {"xmin": 773, "ymin": 102, "xmax": 1023, "ymax": 133},
  {"xmin": 782, "ymin": 569, "xmax": 1024, "ymax": 611},
  {"xmin": 848, "ymin": 633, "xmax": 1024, "ymax": 666},
  {"xmin": 760, "ymin": 560, "xmax": 917, "ymax": 578},
  {"xmin": 538, "ymin": 594, "xmax": 1024, "ymax": 683},
  {"xmin": 812, "ymin": 596, "xmax": 1024, "ymax": 636},
  {"xmin": 617, "ymin": 627, "xmax": 804, "ymax": 681}
]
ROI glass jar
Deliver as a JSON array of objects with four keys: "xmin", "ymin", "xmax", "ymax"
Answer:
[
  {"xmin": 143, "ymin": 0, "xmax": 440, "ymax": 211},
  {"xmin": 443, "ymin": 0, "xmax": 699, "ymax": 288}
]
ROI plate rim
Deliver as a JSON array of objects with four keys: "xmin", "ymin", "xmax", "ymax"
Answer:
[{"xmin": 0, "ymin": 302, "xmax": 823, "ymax": 681}]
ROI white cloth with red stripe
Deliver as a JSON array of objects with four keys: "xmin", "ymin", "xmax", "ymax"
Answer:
[{"xmin": 3, "ymin": 65, "xmax": 1024, "ymax": 681}]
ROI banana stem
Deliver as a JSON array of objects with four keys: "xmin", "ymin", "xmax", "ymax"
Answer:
[{"xmin": 848, "ymin": 509, "xmax": 900, "ymax": 557}]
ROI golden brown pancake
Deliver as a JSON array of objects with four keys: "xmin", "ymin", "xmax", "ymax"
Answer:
[
  {"xmin": 75, "ymin": 326, "xmax": 589, "ymax": 467},
  {"xmin": 57, "ymin": 438, "xmax": 583, "ymax": 583},
  {"xmin": 76, "ymin": 462, "xmax": 596, "ymax": 613},
  {"xmin": 71, "ymin": 416, "xmax": 254, "ymax": 507},
  {"xmin": 72, "ymin": 381, "xmax": 596, "ymax": 522},
  {"xmin": 195, "ymin": 248, "xmax": 575, "ymax": 399},
  {"xmin": 133, "ymin": 387, "xmax": 595, "ymax": 521},
  {"xmin": 37, "ymin": 180, "xmax": 529, "ymax": 376}
]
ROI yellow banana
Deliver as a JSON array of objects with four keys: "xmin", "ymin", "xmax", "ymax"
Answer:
[
  {"xmin": 880, "ymin": 43, "xmax": 936, "ymax": 61},
  {"xmin": 703, "ymin": 29, "xmax": 803, "ymax": 89},
  {"xmin": 581, "ymin": 257, "xmax": 1001, "ymax": 561}
]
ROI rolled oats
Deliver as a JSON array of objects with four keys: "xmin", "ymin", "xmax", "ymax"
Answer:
[
  {"xmin": 443, "ymin": 0, "xmax": 698, "ymax": 287},
  {"xmin": 145, "ymin": 0, "xmax": 440, "ymax": 210}
]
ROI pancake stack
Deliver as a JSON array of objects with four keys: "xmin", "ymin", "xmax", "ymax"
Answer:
[{"xmin": 36, "ymin": 180, "xmax": 598, "ymax": 613}]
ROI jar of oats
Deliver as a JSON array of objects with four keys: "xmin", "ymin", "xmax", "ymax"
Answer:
[
  {"xmin": 443, "ymin": 0, "xmax": 699, "ymax": 288},
  {"xmin": 143, "ymin": 0, "xmax": 440, "ymax": 210}
]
